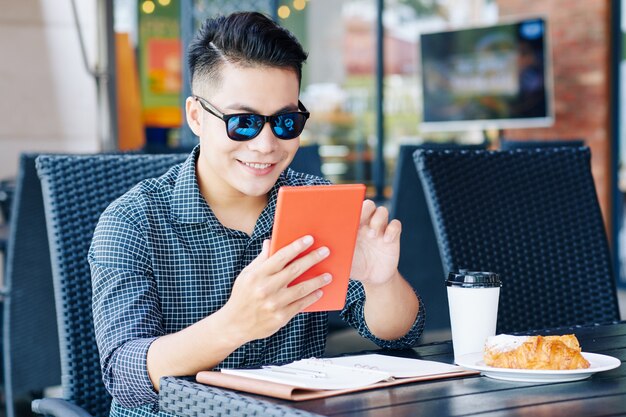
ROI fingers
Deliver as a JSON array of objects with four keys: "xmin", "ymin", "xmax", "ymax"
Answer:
[
  {"xmin": 366, "ymin": 204, "xmax": 389, "ymax": 238},
  {"xmin": 360, "ymin": 201, "xmax": 402, "ymax": 242},
  {"xmin": 252, "ymin": 271, "xmax": 331, "ymax": 326},
  {"xmin": 244, "ymin": 239, "xmax": 270, "ymax": 270},
  {"xmin": 271, "ymin": 245, "xmax": 331, "ymax": 289},
  {"xmin": 266, "ymin": 235, "xmax": 315, "ymax": 271},
  {"xmin": 263, "ymin": 284, "xmax": 326, "ymax": 324},
  {"xmin": 250, "ymin": 234, "xmax": 330, "ymax": 291},
  {"xmin": 288, "ymin": 288, "xmax": 324, "ymax": 316},
  {"xmin": 360, "ymin": 199, "xmax": 377, "ymax": 224},
  {"xmin": 383, "ymin": 219, "xmax": 402, "ymax": 243},
  {"xmin": 280, "ymin": 272, "xmax": 332, "ymax": 308},
  {"xmin": 260, "ymin": 236, "xmax": 332, "ymax": 312},
  {"xmin": 248, "ymin": 235, "xmax": 313, "ymax": 280}
]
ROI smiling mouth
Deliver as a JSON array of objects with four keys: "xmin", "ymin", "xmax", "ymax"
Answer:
[{"xmin": 240, "ymin": 161, "xmax": 274, "ymax": 169}]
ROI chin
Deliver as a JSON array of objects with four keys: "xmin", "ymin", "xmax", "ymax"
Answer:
[
  {"xmin": 240, "ymin": 186, "xmax": 274, "ymax": 197},
  {"xmin": 235, "ymin": 178, "xmax": 277, "ymax": 197}
]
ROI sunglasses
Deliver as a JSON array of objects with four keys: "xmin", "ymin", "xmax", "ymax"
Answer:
[{"xmin": 193, "ymin": 95, "xmax": 310, "ymax": 141}]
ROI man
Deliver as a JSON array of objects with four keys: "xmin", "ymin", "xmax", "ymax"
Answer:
[{"xmin": 90, "ymin": 11, "xmax": 424, "ymax": 417}]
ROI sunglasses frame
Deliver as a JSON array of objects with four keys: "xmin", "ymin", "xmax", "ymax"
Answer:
[{"xmin": 193, "ymin": 95, "xmax": 310, "ymax": 141}]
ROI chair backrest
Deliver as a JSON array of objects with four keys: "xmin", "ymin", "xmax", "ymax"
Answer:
[
  {"xmin": 389, "ymin": 142, "xmax": 487, "ymax": 337},
  {"xmin": 36, "ymin": 153, "xmax": 188, "ymax": 417},
  {"xmin": 413, "ymin": 147, "xmax": 620, "ymax": 333},
  {"xmin": 3, "ymin": 154, "xmax": 61, "ymax": 417},
  {"xmin": 288, "ymin": 144, "xmax": 324, "ymax": 177},
  {"xmin": 499, "ymin": 138, "xmax": 585, "ymax": 150},
  {"xmin": 0, "ymin": 177, "xmax": 15, "ymax": 223}
]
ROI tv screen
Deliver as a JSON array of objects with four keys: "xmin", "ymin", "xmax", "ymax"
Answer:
[{"xmin": 419, "ymin": 17, "xmax": 553, "ymax": 131}]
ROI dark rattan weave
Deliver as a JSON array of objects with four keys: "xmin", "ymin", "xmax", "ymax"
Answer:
[
  {"xmin": 3, "ymin": 154, "xmax": 61, "ymax": 417},
  {"xmin": 36, "ymin": 153, "xmax": 188, "ymax": 417},
  {"xmin": 414, "ymin": 147, "xmax": 620, "ymax": 333},
  {"xmin": 499, "ymin": 138, "xmax": 585, "ymax": 151},
  {"xmin": 159, "ymin": 377, "xmax": 324, "ymax": 417}
]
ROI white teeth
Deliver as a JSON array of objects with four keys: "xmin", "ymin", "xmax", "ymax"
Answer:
[{"xmin": 242, "ymin": 162, "xmax": 272, "ymax": 169}]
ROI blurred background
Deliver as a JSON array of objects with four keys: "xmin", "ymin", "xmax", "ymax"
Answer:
[{"xmin": 2, "ymin": 0, "xmax": 625, "ymax": 284}]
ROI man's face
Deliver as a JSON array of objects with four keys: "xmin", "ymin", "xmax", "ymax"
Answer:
[{"xmin": 187, "ymin": 62, "xmax": 301, "ymax": 199}]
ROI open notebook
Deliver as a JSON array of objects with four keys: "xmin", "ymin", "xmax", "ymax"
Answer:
[{"xmin": 196, "ymin": 354, "xmax": 478, "ymax": 401}]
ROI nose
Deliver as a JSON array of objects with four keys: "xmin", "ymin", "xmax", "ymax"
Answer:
[{"xmin": 247, "ymin": 122, "xmax": 278, "ymax": 153}]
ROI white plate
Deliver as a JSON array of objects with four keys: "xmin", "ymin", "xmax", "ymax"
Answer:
[{"xmin": 456, "ymin": 352, "xmax": 621, "ymax": 383}]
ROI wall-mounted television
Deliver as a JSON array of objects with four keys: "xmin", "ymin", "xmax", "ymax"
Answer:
[{"xmin": 419, "ymin": 17, "xmax": 553, "ymax": 132}]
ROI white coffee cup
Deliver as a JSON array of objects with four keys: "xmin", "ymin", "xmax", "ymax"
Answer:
[{"xmin": 446, "ymin": 270, "xmax": 501, "ymax": 364}]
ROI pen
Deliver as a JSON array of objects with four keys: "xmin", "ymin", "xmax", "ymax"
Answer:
[{"xmin": 262, "ymin": 366, "xmax": 327, "ymax": 378}]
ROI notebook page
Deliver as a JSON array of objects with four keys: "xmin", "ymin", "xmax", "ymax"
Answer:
[
  {"xmin": 221, "ymin": 358, "xmax": 392, "ymax": 390},
  {"xmin": 326, "ymin": 354, "xmax": 461, "ymax": 378}
]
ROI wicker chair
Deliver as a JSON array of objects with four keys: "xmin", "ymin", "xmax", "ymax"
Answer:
[
  {"xmin": 32, "ymin": 153, "xmax": 187, "ymax": 417},
  {"xmin": 3, "ymin": 154, "xmax": 61, "ymax": 417},
  {"xmin": 413, "ymin": 147, "xmax": 620, "ymax": 333},
  {"xmin": 499, "ymin": 138, "xmax": 585, "ymax": 150}
]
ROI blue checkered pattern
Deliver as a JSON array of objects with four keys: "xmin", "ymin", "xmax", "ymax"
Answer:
[{"xmin": 90, "ymin": 147, "xmax": 424, "ymax": 417}]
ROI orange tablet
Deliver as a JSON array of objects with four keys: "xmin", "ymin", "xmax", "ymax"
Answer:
[{"xmin": 270, "ymin": 184, "xmax": 366, "ymax": 312}]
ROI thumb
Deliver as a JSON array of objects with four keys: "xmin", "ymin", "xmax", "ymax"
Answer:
[
  {"xmin": 261, "ymin": 239, "xmax": 270, "ymax": 256},
  {"xmin": 251, "ymin": 239, "xmax": 271, "ymax": 265}
]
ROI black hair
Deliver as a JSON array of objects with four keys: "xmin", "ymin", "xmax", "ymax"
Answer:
[{"xmin": 187, "ymin": 12, "xmax": 308, "ymax": 93}]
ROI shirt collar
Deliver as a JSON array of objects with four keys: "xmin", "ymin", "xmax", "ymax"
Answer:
[{"xmin": 171, "ymin": 145, "xmax": 218, "ymax": 225}]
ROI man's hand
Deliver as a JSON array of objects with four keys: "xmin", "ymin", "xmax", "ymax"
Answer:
[
  {"xmin": 222, "ymin": 236, "xmax": 332, "ymax": 345},
  {"xmin": 350, "ymin": 199, "xmax": 401, "ymax": 286}
]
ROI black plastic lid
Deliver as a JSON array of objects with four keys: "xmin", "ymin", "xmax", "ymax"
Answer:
[{"xmin": 446, "ymin": 270, "xmax": 501, "ymax": 288}]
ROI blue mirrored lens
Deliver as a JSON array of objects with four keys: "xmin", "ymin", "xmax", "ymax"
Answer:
[
  {"xmin": 227, "ymin": 114, "xmax": 263, "ymax": 140},
  {"xmin": 271, "ymin": 113, "xmax": 306, "ymax": 139}
]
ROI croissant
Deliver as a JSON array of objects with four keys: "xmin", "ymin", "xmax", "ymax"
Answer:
[{"xmin": 483, "ymin": 334, "xmax": 591, "ymax": 370}]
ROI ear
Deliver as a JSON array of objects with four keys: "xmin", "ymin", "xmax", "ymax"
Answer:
[{"xmin": 185, "ymin": 96, "xmax": 202, "ymax": 137}]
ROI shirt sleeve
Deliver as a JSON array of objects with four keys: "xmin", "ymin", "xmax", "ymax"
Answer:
[
  {"xmin": 89, "ymin": 202, "xmax": 163, "ymax": 408},
  {"xmin": 340, "ymin": 280, "xmax": 425, "ymax": 349}
]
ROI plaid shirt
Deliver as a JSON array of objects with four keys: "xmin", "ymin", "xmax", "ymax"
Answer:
[{"xmin": 90, "ymin": 146, "xmax": 424, "ymax": 417}]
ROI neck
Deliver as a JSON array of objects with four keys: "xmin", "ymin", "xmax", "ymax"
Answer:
[{"xmin": 196, "ymin": 159, "xmax": 268, "ymax": 235}]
